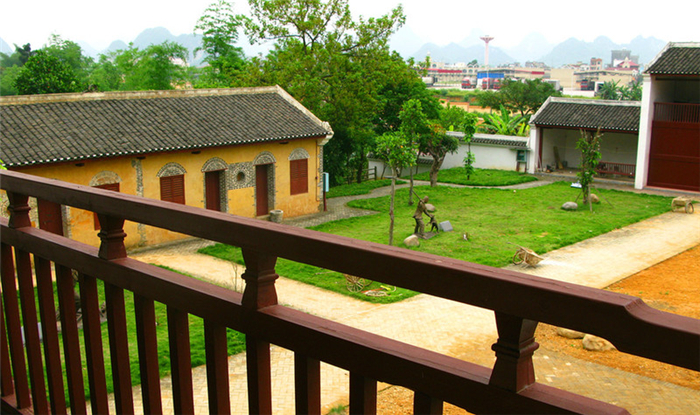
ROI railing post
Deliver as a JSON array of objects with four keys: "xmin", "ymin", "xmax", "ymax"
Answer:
[
  {"xmin": 7, "ymin": 192, "xmax": 31, "ymax": 229},
  {"xmin": 295, "ymin": 354, "xmax": 321, "ymax": 415},
  {"xmin": 489, "ymin": 312, "xmax": 539, "ymax": 393},
  {"xmin": 97, "ymin": 213, "xmax": 135, "ymax": 414},
  {"xmin": 241, "ymin": 248, "xmax": 279, "ymax": 415},
  {"xmin": 349, "ymin": 373, "xmax": 377, "ymax": 415}
]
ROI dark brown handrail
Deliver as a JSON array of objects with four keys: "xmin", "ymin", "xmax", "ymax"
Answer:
[{"xmin": 1, "ymin": 169, "xmax": 698, "ymax": 415}]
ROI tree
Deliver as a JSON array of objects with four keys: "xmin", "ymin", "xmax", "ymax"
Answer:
[
  {"xmin": 239, "ymin": 0, "xmax": 406, "ymax": 185},
  {"xmin": 14, "ymin": 50, "xmax": 80, "ymax": 95},
  {"xmin": 88, "ymin": 54, "xmax": 122, "ymax": 91},
  {"xmin": 399, "ymin": 98, "xmax": 429, "ymax": 202},
  {"xmin": 476, "ymin": 78, "xmax": 560, "ymax": 116},
  {"xmin": 438, "ymin": 104, "xmax": 477, "ymax": 180},
  {"xmin": 44, "ymin": 35, "xmax": 94, "ymax": 90},
  {"xmin": 419, "ymin": 122, "xmax": 458, "ymax": 187},
  {"xmin": 597, "ymin": 80, "xmax": 621, "ymax": 100},
  {"xmin": 499, "ymin": 78, "xmax": 561, "ymax": 116},
  {"xmin": 374, "ymin": 131, "xmax": 417, "ymax": 245},
  {"xmin": 576, "ymin": 128, "xmax": 603, "ymax": 211},
  {"xmin": 110, "ymin": 42, "xmax": 190, "ymax": 91},
  {"xmin": 620, "ymin": 81, "xmax": 642, "ymax": 101},
  {"xmin": 479, "ymin": 105, "xmax": 529, "ymax": 136},
  {"xmin": 194, "ymin": 0, "xmax": 247, "ymax": 87}
]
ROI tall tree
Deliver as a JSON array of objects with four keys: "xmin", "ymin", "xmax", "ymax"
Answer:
[
  {"xmin": 110, "ymin": 42, "xmax": 190, "ymax": 91},
  {"xmin": 399, "ymin": 98, "xmax": 429, "ymax": 202},
  {"xmin": 14, "ymin": 50, "xmax": 80, "ymax": 95},
  {"xmin": 419, "ymin": 122, "xmax": 458, "ymax": 187},
  {"xmin": 374, "ymin": 131, "xmax": 417, "ymax": 245},
  {"xmin": 44, "ymin": 35, "xmax": 94, "ymax": 90},
  {"xmin": 477, "ymin": 78, "xmax": 560, "ymax": 116},
  {"xmin": 195, "ymin": 0, "xmax": 247, "ymax": 87},
  {"xmin": 239, "ymin": 0, "xmax": 406, "ymax": 185}
]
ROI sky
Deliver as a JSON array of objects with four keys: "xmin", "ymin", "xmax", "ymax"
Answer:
[{"xmin": 1, "ymin": 0, "xmax": 698, "ymax": 53}]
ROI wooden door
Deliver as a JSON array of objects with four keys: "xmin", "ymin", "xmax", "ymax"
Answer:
[
  {"xmin": 256, "ymin": 164, "xmax": 269, "ymax": 216},
  {"xmin": 205, "ymin": 170, "xmax": 222, "ymax": 211}
]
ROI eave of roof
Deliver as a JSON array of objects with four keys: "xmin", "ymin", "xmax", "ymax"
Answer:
[
  {"xmin": 0, "ymin": 86, "xmax": 333, "ymax": 168},
  {"xmin": 530, "ymin": 97, "xmax": 640, "ymax": 132},
  {"xmin": 645, "ymin": 42, "xmax": 700, "ymax": 75}
]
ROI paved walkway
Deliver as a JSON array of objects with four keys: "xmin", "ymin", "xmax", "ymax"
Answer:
[{"xmin": 126, "ymin": 179, "xmax": 700, "ymax": 415}]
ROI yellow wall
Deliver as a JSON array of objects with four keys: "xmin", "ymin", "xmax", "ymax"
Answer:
[{"xmin": 5, "ymin": 137, "xmax": 324, "ymax": 250}]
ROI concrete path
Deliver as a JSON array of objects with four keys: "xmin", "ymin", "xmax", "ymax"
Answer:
[{"xmin": 125, "ymin": 179, "xmax": 700, "ymax": 415}]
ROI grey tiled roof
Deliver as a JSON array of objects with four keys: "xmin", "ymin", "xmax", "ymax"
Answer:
[
  {"xmin": 530, "ymin": 97, "xmax": 640, "ymax": 132},
  {"xmin": 1, "ymin": 86, "xmax": 332, "ymax": 167},
  {"xmin": 447, "ymin": 132, "xmax": 529, "ymax": 148},
  {"xmin": 645, "ymin": 43, "xmax": 700, "ymax": 75}
]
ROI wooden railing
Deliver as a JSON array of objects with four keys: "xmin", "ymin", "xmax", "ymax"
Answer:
[
  {"xmin": 347, "ymin": 166, "xmax": 378, "ymax": 184},
  {"xmin": 596, "ymin": 161, "xmax": 636, "ymax": 177},
  {"xmin": 654, "ymin": 102, "xmax": 700, "ymax": 124},
  {"xmin": 1, "ymin": 170, "xmax": 699, "ymax": 415}
]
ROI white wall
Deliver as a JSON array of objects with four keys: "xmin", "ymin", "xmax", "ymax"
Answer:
[
  {"xmin": 536, "ymin": 127, "xmax": 638, "ymax": 172},
  {"xmin": 369, "ymin": 137, "xmax": 528, "ymax": 178}
]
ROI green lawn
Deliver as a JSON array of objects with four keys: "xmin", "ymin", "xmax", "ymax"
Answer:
[
  {"xmin": 202, "ymin": 181, "xmax": 672, "ymax": 303},
  {"xmin": 410, "ymin": 167, "xmax": 538, "ymax": 186},
  {"xmin": 326, "ymin": 178, "xmax": 405, "ymax": 198},
  {"xmin": 27, "ymin": 268, "xmax": 246, "ymax": 401}
]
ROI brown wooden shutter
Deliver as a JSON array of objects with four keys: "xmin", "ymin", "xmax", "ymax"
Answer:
[
  {"xmin": 160, "ymin": 175, "xmax": 185, "ymax": 204},
  {"xmin": 290, "ymin": 158, "xmax": 308, "ymax": 195}
]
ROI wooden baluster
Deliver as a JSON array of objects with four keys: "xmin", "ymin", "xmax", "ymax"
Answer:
[
  {"xmin": 205, "ymin": 321, "xmax": 230, "ymax": 414},
  {"xmin": 241, "ymin": 248, "xmax": 279, "ymax": 415},
  {"xmin": 0, "ymin": 243, "xmax": 30, "ymax": 409},
  {"xmin": 295, "ymin": 354, "xmax": 321, "ymax": 415},
  {"xmin": 7, "ymin": 192, "xmax": 31, "ymax": 229},
  {"xmin": 413, "ymin": 391, "xmax": 443, "ymax": 415},
  {"xmin": 55, "ymin": 265, "xmax": 88, "ymax": 414},
  {"xmin": 0, "ymin": 294, "xmax": 12, "ymax": 398},
  {"xmin": 168, "ymin": 307, "xmax": 194, "ymax": 415},
  {"xmin": 16, "ymin": 252, "xmax": 48, "ymax": 413},
  {"xmin": 349, "ymin": 373, "xmax": 377, "ymax": 415},
  {"xmin": 79, "ymin": 271, "xmax": 110, "ymax": 414},
  {"xmin": 35, "ymin": 256, "xmax": 67, "ymax": 414},
  {"xmin": 134, "ymin": 294, "xmax": 163, "ymax": 414},
  {"xmin": 97, "ymin": 213, "xmax": 134, "ymax": 414},
  {"xmin": 489, "ymin": 312, "xmax": 539, "ymax": 393}
]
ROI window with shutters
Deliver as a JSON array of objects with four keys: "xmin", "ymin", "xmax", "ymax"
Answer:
[
  {"xmin": 290, "ymin": 158, "xmax": 308, "ymax": 195},
  {"xmin": 160, "ymin": 175, "xmax": 186, "ymax": 204},
  {"xmin": 93, "ymin": 182, "xmax": 120, "ymax": 230}
]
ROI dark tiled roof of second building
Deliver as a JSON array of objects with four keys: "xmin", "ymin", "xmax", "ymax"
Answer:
[
  {"xmin": 530, "ymin": 97, "xmax": 640, "ymax": 132},
  {"xmin": 645, "ymin": 42, "xmax": 700, "ymax": 75},
  {"xmin": 0, "ymin": 86, "xmax": 332, "ymax": 167}
]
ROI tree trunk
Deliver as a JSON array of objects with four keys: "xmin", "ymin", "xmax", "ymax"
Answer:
[{"xmin": 429, "ymin": 156, "xmax": 445, "ymax": 187}]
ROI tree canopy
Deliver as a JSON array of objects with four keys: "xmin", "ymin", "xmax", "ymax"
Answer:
[
  {"xmin": 477, "ymin": 78, "xmax": 561, "ymax": 116},
  {"xmin": 14, "ymin": 50, "xmax": 81, "ymax": 95}
]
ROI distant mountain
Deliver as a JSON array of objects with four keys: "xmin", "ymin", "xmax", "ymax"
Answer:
[
  {"xmin": 505, "ymin": 33, "xmax": 554, "ymax": 64},
  {"xmin": 0, "ymin": 37, "xmax": 12, "ymax": 54},
  {"xmin": 412, "ymin": 42, "xmax": 514, "ymax": 66}
]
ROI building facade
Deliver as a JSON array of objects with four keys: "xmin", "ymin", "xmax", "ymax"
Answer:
[{"xmin": 0, "ymin": 86, "xmax": 334, "ymax": 248}]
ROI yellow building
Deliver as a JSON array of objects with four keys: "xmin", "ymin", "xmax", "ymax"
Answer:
[{"xmin": 1, "ymin": 86, "xmax": 333, "ymax": 249}]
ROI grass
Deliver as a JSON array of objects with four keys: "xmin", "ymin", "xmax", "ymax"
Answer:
[
  {"xmin": 409, "ymin": 167, "xmax": 539, "ymax": 187},
  {"xmin": 24, "ymin": 267, "xmax": 246, "ymax": 402},
  {"xmin": 198, "ymin": 244, "xmax": 415, "ymax": 304},
  {"xmin": 201, "ymin": 181, "xmax": 672, "ymax": 301},
  {"xmin": 326, "ymin": 179, "xmax": 405, "ymax": 198}
]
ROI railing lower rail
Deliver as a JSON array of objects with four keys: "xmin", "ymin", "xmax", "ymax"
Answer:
[{"xmin": 1, "ymin": 170, "xmax": 698, "ymax": 415}]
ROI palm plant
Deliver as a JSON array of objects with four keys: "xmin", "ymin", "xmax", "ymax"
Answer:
[{"xmin": 478, "ymin": 106, "xmax": 529, "ymax": 136}]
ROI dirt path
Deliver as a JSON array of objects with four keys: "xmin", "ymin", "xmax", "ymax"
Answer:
[{"xmin": 372, "ymin": 244, "xmax": 700, "ymax": 415}]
